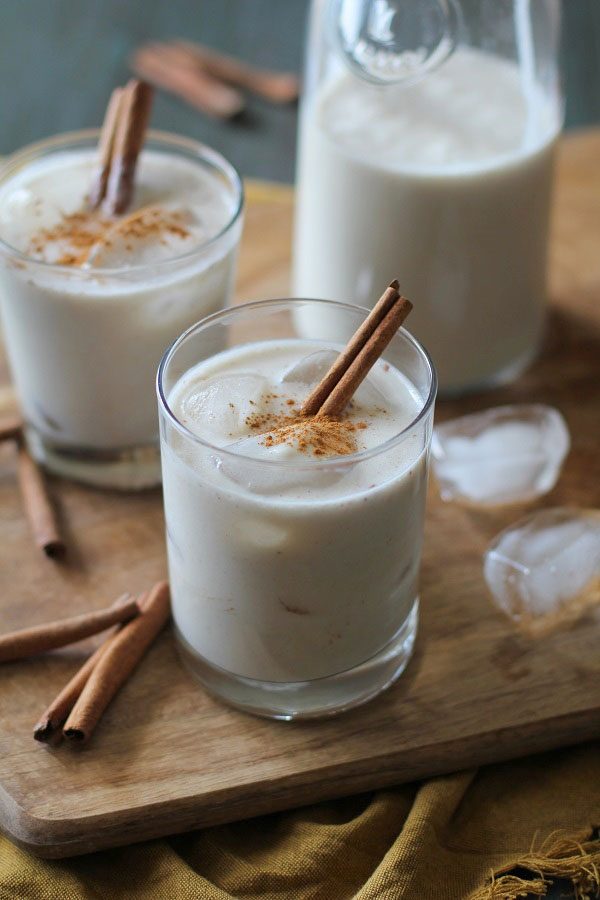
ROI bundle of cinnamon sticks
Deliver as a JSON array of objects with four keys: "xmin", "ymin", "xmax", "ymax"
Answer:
[
  {"xmin": 131, "ymin": 41, "xmax": 299, "ymax": 119},
  {"xmin": 300, "ymin": 280, "xmax": 413, "ymax": 417},
  {"xmin": 0, "ymin": 414, "xmax": 65, "ymax": 558},
  {"xmin": 0, "ymin": 581, "xmax": 170, "ymax": 744},
  {"xmin": 90, "ymin": 79, "xmax": 153, "ymax": 216}
]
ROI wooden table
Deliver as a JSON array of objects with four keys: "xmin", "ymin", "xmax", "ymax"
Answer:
[{"xmin": 0, "ymin": 131, "xmax": 598, "ymax": 859}]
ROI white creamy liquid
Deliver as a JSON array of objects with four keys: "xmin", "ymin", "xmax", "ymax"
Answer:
[
  {"xmin": 293, "ymin": 47, "xmax": 561, "ymax": 393},
  {"xmin": 0, "ymin": 148, "xmax": 240, "ymax": 450},
  {"xmin": 161, "ymin": 339, "xmax": 429, "ymax": 682}
]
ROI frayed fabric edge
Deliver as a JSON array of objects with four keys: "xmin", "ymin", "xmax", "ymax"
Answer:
[{"xmin": 469, "ymin": 829, "xmax": 600, "ymax": 900}]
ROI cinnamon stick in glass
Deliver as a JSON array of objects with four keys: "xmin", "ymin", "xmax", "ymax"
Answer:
[
  {"xmin": 300, "ymin": 280, "xmax": 402, "ymax": 417},
  {"xmin": 103, "ymin": 79, "xmax": 153, "ymax": 216},
  {"xmin": 0, "ymin": 595, "xmax": 139, "ymax": 664},
  {"xmin": 89, "ymin": 86, "xmax": 124, "ymax": 210},
  {"xmin": 318, "ymin": 294, "xmax": 413, "ymax": 418},
  {"xmin": 63, "ymin": 581, "xmax": 170, "ymax": 744}
]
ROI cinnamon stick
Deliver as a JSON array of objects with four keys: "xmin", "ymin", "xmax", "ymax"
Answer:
[
  {"xmin": 16, "ymin": 440, "xmax": 65, "ymax": 558},
  {"xmin": 0, "ymin": 413, "xmax": 23, "ymax": 443},
  {"xmin": 33, "ymin": 638, "xmax": 113, "ymax": 742},
  {"xmin": 104, "ymin": 79, "xmax": 153, "ymax": 216},
  {"xmin": 0, "ymin": 595, "xmax": 139, "ymax": 664},
  {"xmin": 173, "ymin": 41, "xmax": 300, "ymax": 104},
  {"xmin": 34, "ymin": 591, "xmax": 149, "ymax": 742},
  {"xmin": 89, "ymin": 86, "xmax": 124, "ymax": 209},
  {"xmin": 63, "ymin": 581, "xmax": 170, "ymax": 743},
  {"xmin": 318, "ymin": 295, "xmax": 413, "ymax": 418},
  {"xmin": 299, "ymin": 282, "xmax": 412, "ymax": 420},
  {"xmin": 300, "ymin": 280, "xmax": 401, "ymax": 417},
  {"xmin": 131, "ymin": 45, "xmax": 244, "ymax": 119}
]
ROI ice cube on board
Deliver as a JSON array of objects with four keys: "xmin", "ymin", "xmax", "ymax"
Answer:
[
  {"xmin": 432, "ymin": 405, "xmax": 570, "ymax": 506},
  {"xmin": 483, "ymin": 507, "xmax": 600, "ymax": 635}
]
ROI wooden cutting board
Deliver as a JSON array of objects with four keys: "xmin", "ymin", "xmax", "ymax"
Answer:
[{"xmin": 0, "ymin": 132, "xmax": 599, "ymax": 859}]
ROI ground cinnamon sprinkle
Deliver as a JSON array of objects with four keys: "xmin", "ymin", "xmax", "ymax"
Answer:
[
  {"xmin": 28, "ymin": 212, "xmax": 109, "ymax": 266},
  {"xmin": 262, "ymin": 417, "xmax": 361, "ymax": 457},
  {"xmin": 244, "ymin": 391, "xmax": 370, "ymax": 457},
  {"xmin": 27, "ymin": 205, "xmax": 191, "ymax": 267}
]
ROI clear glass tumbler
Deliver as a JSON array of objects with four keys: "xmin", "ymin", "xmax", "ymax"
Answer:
[
  {"xmin": 158, "ymin": 298, "xmax": 436, "ymax": 719},
  {"xmin": 0, "ymin": 130, "xmax": 243, "ymax": 489}
]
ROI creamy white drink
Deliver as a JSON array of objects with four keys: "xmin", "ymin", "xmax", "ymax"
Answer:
[
  {"xmin": 0, "ymin": 133, "xmax": 242, "ymax": 487},
  {"xmin": 161, "ymin": 337, "xmax": 428, "ymax": 693},
  {"xmin": 293, "ymin": 47, "xmax": 562, "ymax": 393}
]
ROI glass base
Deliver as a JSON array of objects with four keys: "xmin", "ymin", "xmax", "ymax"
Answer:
[
  {"xmin": 176, "ymin": 599, "xmax": 419, "ymax": 720},
  {"xmin": 26, "ymin": 428, "xmax": 162, "ymax": 490}
]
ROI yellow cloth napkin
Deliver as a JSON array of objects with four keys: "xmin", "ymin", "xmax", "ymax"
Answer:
[{"xmin": 1, "ymin": 742, "xmax": 598, "ymax": 899}]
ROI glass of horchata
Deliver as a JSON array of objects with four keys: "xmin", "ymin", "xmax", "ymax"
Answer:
[
  {"xmin": 157, "ymin": 298, "xmax": 436, "ymax": 719},
  {"xmin": 0, "ymin": 130, "xmax": 243, "ymax": 489}
]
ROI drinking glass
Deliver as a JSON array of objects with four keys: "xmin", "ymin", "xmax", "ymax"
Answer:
[
  {"xmin": 0, "ymin": 130, "xmax": 243, "ymax": 489},
  {"xmin": 158, "ymin": 298, "xmax": 437, "ymax": 719}
]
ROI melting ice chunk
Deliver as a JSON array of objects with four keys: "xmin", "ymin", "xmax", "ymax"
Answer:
[
  {"xmin": 484, "ymin": 508, "xmax": 600, "ymax": 635},
  {"xmin": 179, "ymin": 374, "xmax": 270, "ymax": 443},
  {"xmin": 85, "ymin": 206, "xmax": 199, "ymax": 268},
  {"xmin": 432, "ymin": 405, "xmax": 570, "ymax": 506},
  {"xmin": 281, "ymin": 349, "xmax": 388, "ymax": 410},
  {"xmin": 281, "ymin": 349, "xmax": 338, "ymax": 385},
  {"xmin": 217, "ymin": 432, "xmax": 352, "ymax": 496}
]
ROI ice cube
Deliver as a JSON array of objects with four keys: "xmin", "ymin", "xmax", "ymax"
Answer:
[
  {"xmin": 233, "ymin": 517, "xmax": 290, "ymax": 551},
  {"xmin": 432, "ymin": 404, "xmax": 570, "ymax": 506},
  {"xmin": 217, "ymin": 432, "xmax": 352, "ymax": 496},
  {"xmin": 85, "ymin": 206, "xmax": 198, "ymax": 268},
  {"xmin": 484, "ymin": 508, "xmax": 600, "ymax": 635},
  {"xmin": 180, "ymin": 374, "xmax": 270, "ymax": 443},
  {"xmin": 4, "ymin": 191, "xmax": 66, "ymax": 256},
  {"xmin": 281, "ymin": 349, "xmax": 339, "ymax": 386},
  {"xmin": 349, "ymin": 377, "xmax": 388, "ymax": 412}
]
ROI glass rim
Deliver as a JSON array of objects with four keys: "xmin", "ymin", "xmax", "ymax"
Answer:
[
  {"xmin": 0, "ymin": 128, "xmax": 244, "ymax": 277},
  {"xmin": 157, "ymin": 297, "xmax": 438, "ymax": 470}
]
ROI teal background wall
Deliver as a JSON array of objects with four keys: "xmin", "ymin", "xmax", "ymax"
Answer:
[{"xmin": 0, "ymin": 0, "xmax": 598, "ymax": 182}]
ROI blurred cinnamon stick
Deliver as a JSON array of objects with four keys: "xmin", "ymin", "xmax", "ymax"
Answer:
[
  {"xmin": 105, "ymin": 79, "xmax": 154, "ymax": 215},
  {"xmin": 16, "ymin": 440, "xmax": 65, "ymax": 559},
  {"xmin": 132, "ymin": 44, "xmax": 244, "ymax": 119},
  {"xmin": 89, "ymin": 86, "xmax": 125, "ymax": 210},
  {"xmin": 0, "ymin": 413, "xmax": 23, "ymax": 443},
  {"xmin": 131, "ymin": 41, "xmax": 299, "ymax": 118},
  {"xmin": 172, "ymin": 41, "xmax": 299, "ymax": 103}
]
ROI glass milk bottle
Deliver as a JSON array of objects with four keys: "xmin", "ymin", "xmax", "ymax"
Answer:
[{"xmin": 292, "ymin": 0, "xmax": 563, "ymax": 394}]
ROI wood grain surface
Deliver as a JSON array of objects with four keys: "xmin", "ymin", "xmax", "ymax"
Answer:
[{"xmin": 0, "ymin": 133, "xmax": 599, "ymax": 858}]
